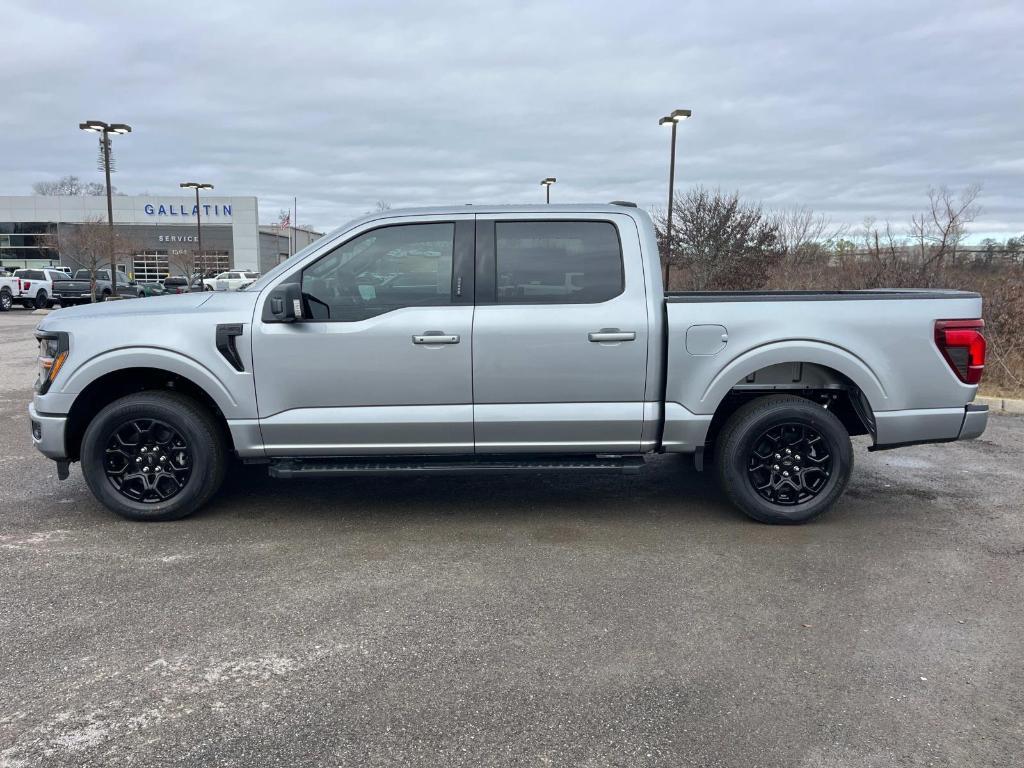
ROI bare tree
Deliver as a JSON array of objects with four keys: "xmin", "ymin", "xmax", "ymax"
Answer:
[
  {"xmin": 365, "ymin": 200, "xmax": 392, "ymax": 214},
  {"xmin": 654, "ymin": 187, "xmax": 782, "ymax": 290},
  {"xmin": 909, "ymin": 184, "xmax": 981, "ymax": 274},
  {"xmin": 60, "ymin": 219, "xmax": 110, "ymax": 302},
  {"xmin": 59, "ymin": 219, "xmax": 141, "ymax": 301},
  {"xmin": 774, "ymin": 206, "xmax": 846, "ymax": 268},
  {"xmin": 32, "ymin": 175, "xmax": 114, "ymax": 196}
]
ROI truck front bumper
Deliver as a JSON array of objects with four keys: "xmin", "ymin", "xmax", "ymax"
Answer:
[{"xmin": 29, "ymin": 402, "xmax": 68, "ymax": 460}]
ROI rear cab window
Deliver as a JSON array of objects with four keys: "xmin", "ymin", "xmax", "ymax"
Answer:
[{"xmin": 493, "ymin": 220, "xmax": 624, "ymax": 304}]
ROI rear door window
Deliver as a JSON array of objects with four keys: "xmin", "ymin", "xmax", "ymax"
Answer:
[{"xmin": 494, "ymin": 221, "xmax": 623, "ymax": 304}]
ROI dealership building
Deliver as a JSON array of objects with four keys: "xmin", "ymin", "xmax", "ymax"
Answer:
[{"xmin": 0, "ymin": 195, "xmax": 322, "ymax": 279}]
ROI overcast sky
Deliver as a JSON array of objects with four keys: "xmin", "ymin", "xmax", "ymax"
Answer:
[{"xmin": 3, "ymin": 0, "xmax": 1022, "ymax": 239}]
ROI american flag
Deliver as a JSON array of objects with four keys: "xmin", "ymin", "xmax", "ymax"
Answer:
[{"xmin": 279, "ymin": 211, "xmax": 291, "ymax": 229}]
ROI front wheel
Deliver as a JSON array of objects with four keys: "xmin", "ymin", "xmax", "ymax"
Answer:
[
  {"xmin": 80, "ymin": 391, "xmax": 227, "ymax": 521},
  {"xmin": 0, "ymin": 288, "xmax": 11, "ymax": 311},
  {"xmin": 714, "ymin": 395, "xmax": 853, "ymax": 524}
]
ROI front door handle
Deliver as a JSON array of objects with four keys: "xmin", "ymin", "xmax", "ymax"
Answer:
[
  {"xmin": 413, "ymin": 332, "xmax": 460, "ymax": 345},
  {"xmin": 588, "ymin": 329, "xmax": 636, "ymax": 343}
]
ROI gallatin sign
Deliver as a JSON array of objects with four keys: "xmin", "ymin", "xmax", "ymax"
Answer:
[{"xmin": 143, "ymin": 203, "xmax": 232, "ymax": 217}]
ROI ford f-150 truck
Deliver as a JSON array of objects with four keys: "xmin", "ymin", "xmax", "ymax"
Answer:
[{"xmin": 29, "ymin": 204, "xmax": 988, "ymax": 524}]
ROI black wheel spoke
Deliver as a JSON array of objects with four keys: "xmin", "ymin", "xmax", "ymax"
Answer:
[
  {"xmin": 745, "ymin": 420, "xmax": 834, "ymax": 507},
  {"xmin": 103, "ymin": 418, "xmax": 192, "ymax": 504}
]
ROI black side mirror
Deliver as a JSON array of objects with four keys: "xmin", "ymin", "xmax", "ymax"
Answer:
[{"xmin": 265, "ymin": 282, "xmax": 303, "ymax": 323}]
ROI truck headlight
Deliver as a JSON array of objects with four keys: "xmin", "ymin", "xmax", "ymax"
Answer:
[{"xmin": 35, "ymin": 331, "xmax": 69, "ymax": 395}]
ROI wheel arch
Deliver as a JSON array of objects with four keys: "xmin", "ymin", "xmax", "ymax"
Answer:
[
  {"xmin": 700, "ymin": 345, "xmax": 883, "ymax": 458},
  {"xmin": 63, "ymin": 365, "xmax": 235, "ymax": 462}
]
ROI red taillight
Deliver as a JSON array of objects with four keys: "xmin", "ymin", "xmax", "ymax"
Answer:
[
  {"xmin": 23, "ymin": 281, "xmax": 31, "ymax": 290},
  {"xmin": 935, "ymin": 319, "xmax": 985, "ymax": 385}
]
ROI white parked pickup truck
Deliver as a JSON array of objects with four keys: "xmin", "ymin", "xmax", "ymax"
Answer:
[
  {"xmin": 0, "ymin": 274, "xmax": 24, "ymax": 311},
  {"xmin": 13, "ymin": 268, "xmax": 66, "ymax": 309},
  {"xmin": 201, "ymin": 271, "xmax": 260, "ymax": 292},
  {"xmin": 29, "ymin": 204, "xmax": 988, "ymax": 524}
]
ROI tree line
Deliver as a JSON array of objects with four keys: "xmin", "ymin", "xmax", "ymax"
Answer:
[{"xmin": 652, "ymin": 184, "xmax": 1023, "ymax": 393}]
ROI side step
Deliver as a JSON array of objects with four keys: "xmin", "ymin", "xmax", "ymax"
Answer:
[{"xmin": 268, "ymin": 455, "xmax": 646, "ymax": 479}]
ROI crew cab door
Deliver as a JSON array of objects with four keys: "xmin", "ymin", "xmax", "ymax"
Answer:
[
  {"xmin": 250, "ymin": 215, "xmax": 476, "ymax": 455},
  {"xmin": 471, "ymin": 214, "xmax": 649, "ymax": 453}
]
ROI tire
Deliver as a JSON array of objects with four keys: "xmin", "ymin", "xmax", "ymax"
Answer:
[
  {"xmin": 34, "ymin": 289, "xmax": 48, "ymax": 310},
  {"xmin": 80, "ymin": 391, "xmax": 227, "ymax": 521},
  {"xmin": 100, "ymin": 290, "xmax": 111, "ymax": 302},
  {"xmin": 0, "ymin": 288, "xmax": 11, "ymax": 311},
  {"xmin": 714, "ymin": 395, "xmax": 853, "ymax": 524}
]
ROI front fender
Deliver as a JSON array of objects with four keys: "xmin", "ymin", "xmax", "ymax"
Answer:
[{"xmin": 57, "ymin": 347, "xmax": 246, "ymax": 418}]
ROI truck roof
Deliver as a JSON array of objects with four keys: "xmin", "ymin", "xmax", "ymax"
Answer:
[{"xmin": 325, "ymin": 203, "xmax": 651, "ymax": 241}]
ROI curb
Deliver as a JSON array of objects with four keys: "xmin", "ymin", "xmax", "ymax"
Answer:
[{"xmin": 976, "ymin": 395, "xmax": 1024, "ymax": 415}]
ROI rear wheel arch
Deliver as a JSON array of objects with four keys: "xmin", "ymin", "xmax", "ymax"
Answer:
[{"xmin": 703, "ymin": 361, "xmax": 876, "ymax": 459}]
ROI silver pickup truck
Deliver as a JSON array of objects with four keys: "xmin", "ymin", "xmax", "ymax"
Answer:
[{"xmin": 29, "ymin": 204, "xmax": 988, "ymax": 524}]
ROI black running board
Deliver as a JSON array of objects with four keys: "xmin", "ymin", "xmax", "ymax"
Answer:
[{"xmin": 268, "ymin": 455, "xmax": 646, "ymax": 479}]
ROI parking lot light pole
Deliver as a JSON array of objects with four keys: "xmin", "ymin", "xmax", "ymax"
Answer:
[
  {"xmin": 658, "ymin": 108, "xmax": 691, "ymax": 288},
  {"xmin": 179, "ymin": 182, "xmax": 214, "ymax": 278},
  {"xmin": 79, "ymin": 120, "xmax": 131, "ymax": 296},
  {"xmin": 541, "ymin": 177, "xmax": 556, "ymax": 203}
]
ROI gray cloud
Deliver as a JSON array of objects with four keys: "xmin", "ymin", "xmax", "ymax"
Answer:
[{"xmin": 3, "ymin": 0, "xmax": 1022, "ymax": 238}]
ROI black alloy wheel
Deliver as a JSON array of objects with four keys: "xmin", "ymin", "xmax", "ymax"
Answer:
[
  {"xmin": 746, "ymin": 422, "xmax": 833, "ymax": 506},
  {"xmin": 103, "ymin": 418, "xmax": 193, "ymax": 503},
  {"xmin": 715, "ymin": 395, "xmax": 853, "ymax": 524},
  {"xmin": 80, "ymin": 391, "xmax": 227, "ymax": 521}
]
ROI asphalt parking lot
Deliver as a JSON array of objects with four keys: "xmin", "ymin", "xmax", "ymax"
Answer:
[{"xmin": 1, "ymin": 307, "xmax": 1022, "ymax": 767}]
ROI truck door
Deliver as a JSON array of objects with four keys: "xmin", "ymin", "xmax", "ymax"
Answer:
[
  {"xmin": 250, "ymin": 216, "xmax": 476, "ymax": 455},
  {"xmin": 471, "ymin": 214, "xmax": 649, "ymax": 453}
]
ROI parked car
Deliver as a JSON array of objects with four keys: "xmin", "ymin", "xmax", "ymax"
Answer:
[
  {"xmin": 0, "ymin": 274, "xmax": 23, "ymax": 311},
  {"xmin": 29, "ymin": 204, "xmax": 989, "ymax": 524},
  {"xmin": 13, "ymin": 268, "xmax": 67, "ymax": 309},
  {"xmin": 160, "ymin": 275, "xmax": 203, "ymax": 294},
  {"xmin": 51, "ymin": 269, "xmax": 143, "ymax": 306},
  {"xmin": 135, "ymin": 281, "xmax": 167, "ymax": 297},
  {"xmin": 201, "ymin": 271, "xmax": 261, "ymax": 292}
]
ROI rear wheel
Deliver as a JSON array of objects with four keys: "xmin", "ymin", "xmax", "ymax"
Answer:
[
  {"xmin": 714, "ymin": 395, "xmax": 853, "ymax": 524},
  {"xmin": 80, "ymin": 391, "xmax": 227, "ymax": 521},
  {"xmin": 33, "ymin": 289, "xmax": 48, "ymax": 309},
  {"xmin": 0, "ymin": 288, "xmax": 11, "ymax": 311}
]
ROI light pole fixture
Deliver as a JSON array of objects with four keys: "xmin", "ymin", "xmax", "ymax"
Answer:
[
  {"xmin": 180, "ymin": 182, "xmax": 214, "ymax": 279},
  {"xmin": 658, "ymin": 108, "xmax": 691, "ymax": 288},
  {"xmin": 541, "ymin": 177, "xmax": 557, "ymax": 204},
  {"xmin": 79, "ymin": 120, "xmax": 132, "ymax": 297}
]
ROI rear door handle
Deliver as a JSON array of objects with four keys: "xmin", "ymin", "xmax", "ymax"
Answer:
[
  {"xmin": 588, "ymin": 330, "xmax": 636, "ymax": 343},
  {"xmin": 413, "ymin": 332, "xmax": 460, "ymax": 345}
]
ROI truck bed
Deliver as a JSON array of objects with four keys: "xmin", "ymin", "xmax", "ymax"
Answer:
[{"xmin": 660, "ymin": 288, "xmax": 984, "ymax": 451}]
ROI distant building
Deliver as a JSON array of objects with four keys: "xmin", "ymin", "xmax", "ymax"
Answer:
[
  {"xmin": 257, "ymin": 224, "xmax": 324, "ymax": 274},
  {"xmin": 0, "ymin": 195, "xmax": 258, "ymax": 280}
]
